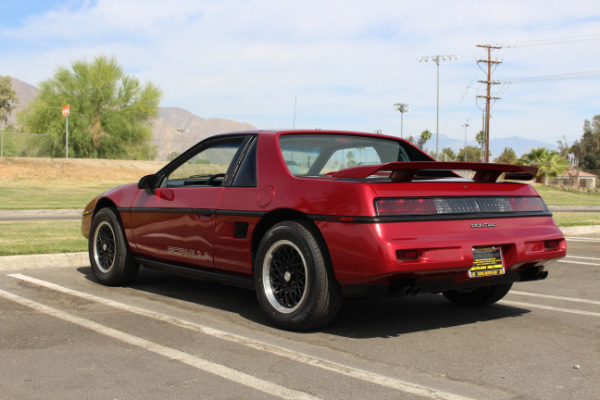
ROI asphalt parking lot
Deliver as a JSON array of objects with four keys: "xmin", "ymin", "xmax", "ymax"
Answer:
[{"xmin": 1, "ymin": 234, "xmax": 599, "ymax": 400}]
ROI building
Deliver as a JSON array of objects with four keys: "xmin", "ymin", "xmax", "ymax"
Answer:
[{"xmin": 550, "ymin": 168, "xmax": 597, "ymax": 188}]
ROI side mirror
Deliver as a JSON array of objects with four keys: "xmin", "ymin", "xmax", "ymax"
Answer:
[{"xmin": 138, "ymin": 174, "xmax": 159, "ymax": 191}]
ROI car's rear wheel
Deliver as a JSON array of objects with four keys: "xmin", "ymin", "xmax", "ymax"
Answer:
[
  {"xmin": 442, "ymin": 283, "xmax": 513, "ymax": 306},
  {"xmin": 254, "ymin": 221, "xmax": 342, "ymax": 330},
  {"xmin": 89, "ymin": 207, "xmax": 139, "ymax": 286}
]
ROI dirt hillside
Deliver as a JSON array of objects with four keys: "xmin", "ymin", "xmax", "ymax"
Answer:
[{"xmin": 0, "ymin": 157, "xmax": 166, "ymax": 186}]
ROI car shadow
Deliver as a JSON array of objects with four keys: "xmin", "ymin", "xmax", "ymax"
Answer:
[
  {"xmin": 78, "ymin": 266, "xmax": 268, "ymax": 324},
  {"xmin": 323, "ymin": 295, "xmax": 530, "ymax": 338},
  {"xmin": 78, "ymin": 266, "xmax": 531, "ymax": 339}
]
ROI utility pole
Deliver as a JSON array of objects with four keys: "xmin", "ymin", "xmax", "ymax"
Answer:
[{"xmin": 476, "ymin": 45, "xmax": 501, "ymax": 162}]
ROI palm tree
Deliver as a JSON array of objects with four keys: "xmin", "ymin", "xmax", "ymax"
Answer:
[
  {"xmin": 518, "ymin": 147, "xmax": 569, "ymax": 184},
  {"xmin": 418, "ymin": 130, "xmax": 432, "ymax": 152},
  {"xmin": 475, "ymin": 130, "xmax": 484, "ymax": 145}
]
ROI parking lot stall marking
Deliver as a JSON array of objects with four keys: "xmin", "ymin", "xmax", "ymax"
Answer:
[
  {"xmin": 557, "ymin": 254, "xmax": 600, "ymax": 266},
  {"xmin": 565, "ymin": 255, "xmax": 600, "ymax": 260},
  {"xmin": 0, "ymin": 288, "xmax": 321, "ymax": 400},
  {"xmin": 501, "ymin": 300, "xmax": 600, "ymax": 318},
  {"xmin": 557, "ymin": 259, "xmax": 600, "ymax": 266},
  {"xmin": 510, "ymin": 291, "xmax": 600, "ymax": 306},
  {"xmin": 8, "ymin": 273, "xmax": 475, "ymax": 400}
]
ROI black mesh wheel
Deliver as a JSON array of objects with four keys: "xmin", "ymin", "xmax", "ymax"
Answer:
[
  {"xmin": 254, "ymin": 220, "xmax": 342, "ymax": 331},
  {"xmin": 89, "ymin": 208, "xmax": 139, "ymax": 286},
  {"xmin": 262, "ymin": 239, "xmax": 308, "ymax": 314}
]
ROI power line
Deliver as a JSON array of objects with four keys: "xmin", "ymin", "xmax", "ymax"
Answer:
[
  {"xmin": 500, "ymin": 70, "xmax": 600, "ymax": 83},
  {"xmin": 500, "ymin": 34, "xmax": 600, "ymax": 48}
]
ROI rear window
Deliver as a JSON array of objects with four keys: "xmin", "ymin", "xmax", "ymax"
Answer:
[{"xmin": 279, "ymin": 134, "xmax": 425, "ymax": 176}]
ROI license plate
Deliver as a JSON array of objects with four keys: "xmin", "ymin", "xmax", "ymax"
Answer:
[{"xmin": 469, "ymin": 247, "xmax": 504, "ymax": 278}]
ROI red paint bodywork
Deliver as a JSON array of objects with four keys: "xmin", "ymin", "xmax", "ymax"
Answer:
[{"xmin": 82, "ymin": 130, "xmax": 566, "ymax": 294}]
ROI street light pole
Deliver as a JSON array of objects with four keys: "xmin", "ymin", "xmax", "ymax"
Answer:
[
  {"xmin": 461, "ymin": 120, "xmax": 469, "ymax": 161},
  {"xmin": 418, "ymin": 55, "xmax": 459, "ymax": 157},
  {"xmin": 393, "ymin": 103, "xmax": 410, "ymax": 138}
]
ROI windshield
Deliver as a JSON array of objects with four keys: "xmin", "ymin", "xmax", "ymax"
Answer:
[{"xmin": 279, "ymin": 134, "xmax": 421, "ymax": 176}]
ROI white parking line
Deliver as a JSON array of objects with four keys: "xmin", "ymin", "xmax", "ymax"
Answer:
[
  {"xmin": 0, "ymin": 289, "xmax": 320, "ymax": 400},
  {"xmin": 510, "ymin": 290, "xmax": 600, "ymax": 306},
  {"xmin": 565, "ymin": 255, "xmax": 600, "ymax": 260},
  {"xmin": 8, "ymin": 273, "xmax": 474, "ymax": 400},
  {"xmin": 557, "ymin": 259, "xmax": 600, "ymax": 266},
  {"xmin": 501, "ymin": 300, "xmax": 600, "ymax": 318}
]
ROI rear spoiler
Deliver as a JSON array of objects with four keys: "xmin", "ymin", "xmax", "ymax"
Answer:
[{"xmin": 330, "ymin": 162, "xmax": 538, "ymax": 183}]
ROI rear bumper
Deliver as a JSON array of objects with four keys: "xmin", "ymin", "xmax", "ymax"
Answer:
[
  {"xmin": 317, "ymin": 216, "xmax": 566, "ymax": 290},
  {"xmin": 341, "ymin": 265, "xmax": 549, "ymax": 298}
]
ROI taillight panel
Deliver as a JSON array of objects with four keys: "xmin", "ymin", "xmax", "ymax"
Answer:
[
  {"xmin": 376, "ymin": 198, "xmax": 437, "ymax": 216},
  {"xmin": 375, "ymin": 196, "xmax": 548, "ymax": 217}
]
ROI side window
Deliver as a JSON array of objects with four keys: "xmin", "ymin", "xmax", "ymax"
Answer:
[{"xmin": 166, "ymin": 138, "xmax": 245, "ymax": 188}]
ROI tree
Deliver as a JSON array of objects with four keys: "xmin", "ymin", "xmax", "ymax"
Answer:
[
  {"xmin": 475, "ymin": 130, "xmax": 484, "ymax": 145},
  {"xmin": 346, "ymin": 150, "xmax": 357, "ymax": 167},
  {"xmin": 439, "ymin": 147, "xmax": 456, "ymax": 161},
  {"xmin": 0, "ymin": 76, "xmax": 19, "ymax": 128},
  {"xmin": 517, "ymin": 147, "xmax": 569, "ymax": 184},
  {"xmin": 571, "ymin": 116, "xmax": 600, "ymax": 172},
  {"xmin": 493, "ymin": 147, "xmax": 518, "ymax": 164},
  {"xmin": 18, "ymin": 55, "xmax": 162, "ymax": 159},
  {"xmin": 556, "ymin": 135, "xmax": 570, "ymax": 159},
  {"xmin": 457, "ymin": 146, "xmax": 482, "ymax": 162},
  {"xmin": 417, "ymin": 130, "xmax": 432, "ymax": 151}
]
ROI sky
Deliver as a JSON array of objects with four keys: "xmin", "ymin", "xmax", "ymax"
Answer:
[{"xmin": 1, "ymin": 0, "xmax": 600, "ymax": 151}]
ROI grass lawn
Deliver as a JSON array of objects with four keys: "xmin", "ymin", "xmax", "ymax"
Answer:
[
  {"xmin": 0, "ymin": 185, "xmax": 118, "ymax": 210},
  {"xmin": 0, "ymin": 220, "xmax": 87, "ymax": 256},
  {"xmin": 535, "ymin": 185, "xmax": 600, "ymax": 206},
  {"xmin": 1, "ymin": 179, "xmax": 599, "ymax": 256},
  {"xmin": 1, "ymin": 182, "xmax": 599, "ymax": 210},
  {"xmin": 551, "ymin": 212, "xmax": 600, "ymax": 227}
]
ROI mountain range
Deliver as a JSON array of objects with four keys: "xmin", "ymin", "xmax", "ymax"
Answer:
[{"xmin": 5, "ymin": 77, "xmax": 556, "ymax": 160}]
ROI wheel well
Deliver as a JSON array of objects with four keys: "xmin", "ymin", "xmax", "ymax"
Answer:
[
  {"xmin": 93, "ymin": 198, "xmax": 126, "ymax": 229},
  {"xmin": 95, "ymin": 198, "xmax": 117, "ymax": 214},
  {"xmin": 92, "ymin": 198, "xmax": 132, "ymax": 252},
  {"xmin": 251, "ymin": 209, "xmax": 331, "ymax": 271}
]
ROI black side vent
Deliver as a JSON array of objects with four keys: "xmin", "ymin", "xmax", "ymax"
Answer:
[{"xmin": 233, "ymin": 222, "xmax": 249, "ymax": 239}]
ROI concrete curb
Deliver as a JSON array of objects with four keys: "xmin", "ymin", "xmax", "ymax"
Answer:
[{"xmin": 0, "ymin": 252, "xmax": 89, "ymax": 272}]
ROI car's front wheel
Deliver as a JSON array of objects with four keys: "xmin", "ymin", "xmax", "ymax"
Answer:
[
  {"xmin": 442, "ymin": 283, "xmax": 513, "ymax": 306},
  {"xmin": 254, "ymin": 221, "xmax": 342, "ymax": 330},
  {"xmin": 89, "ymin": 207, "xmax": 139, "ymax": 286}
]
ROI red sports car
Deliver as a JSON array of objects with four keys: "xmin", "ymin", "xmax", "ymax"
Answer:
[{"xmin": 81, "ymin": 130, "xmax": 566, "ymax": 330}]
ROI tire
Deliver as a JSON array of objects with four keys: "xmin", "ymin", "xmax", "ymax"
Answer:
[
  {"xmin": 89, "ymin": 207, "xmax": 139, "ymax": 286},
  {"xmin": 254, "ymin": 221, "xmax": 342, "ymax": 330},
  {"xmin": 442, "ymin": 283, "xmax": 513, "ymax": 306}
]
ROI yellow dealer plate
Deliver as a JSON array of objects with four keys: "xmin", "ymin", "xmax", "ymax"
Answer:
[{"xmin": 469, "ymin": 247, "xmax": 505, "ymax": 278}]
